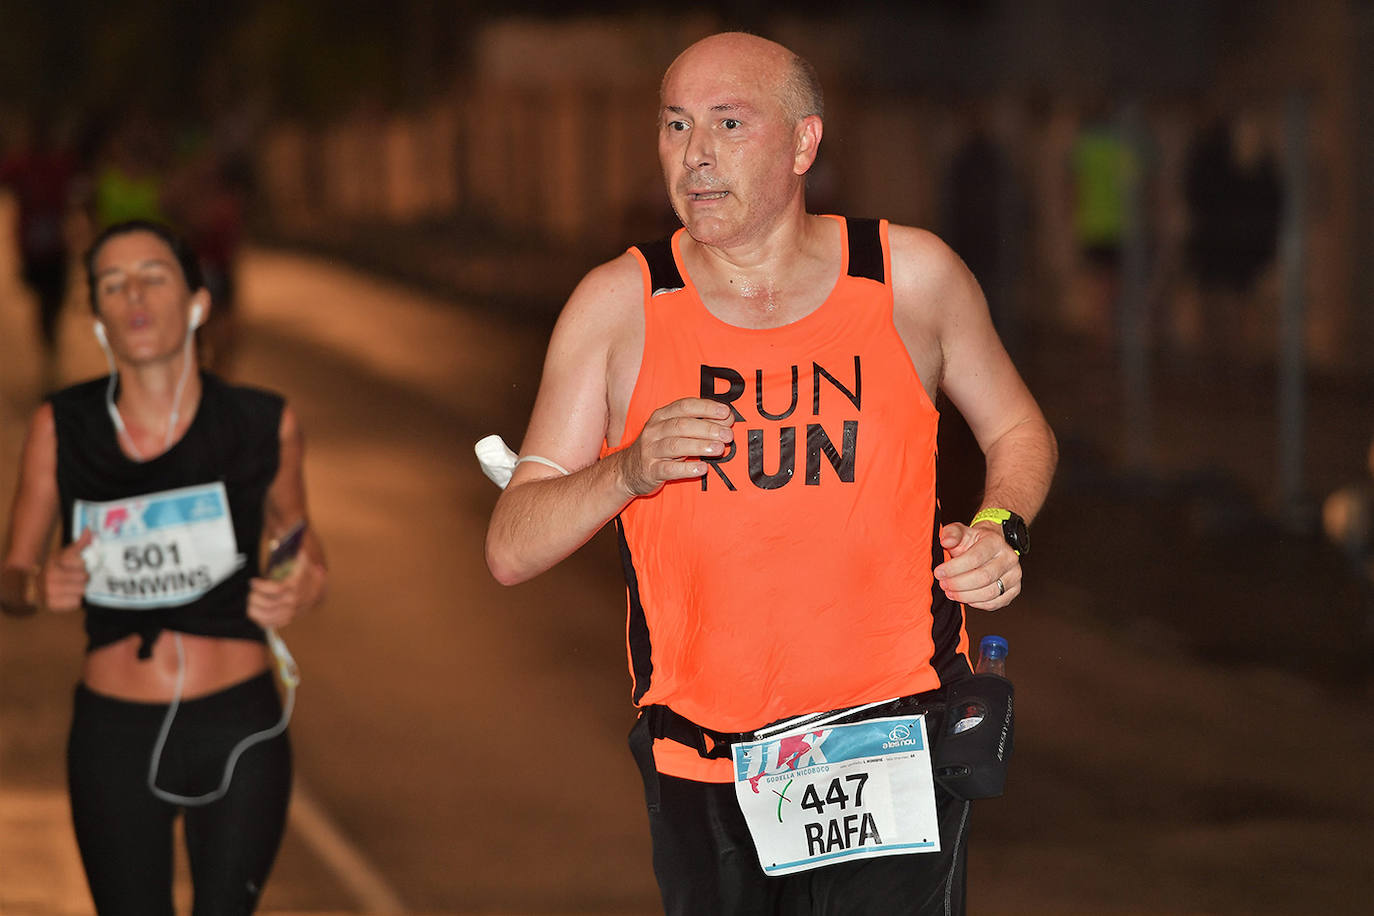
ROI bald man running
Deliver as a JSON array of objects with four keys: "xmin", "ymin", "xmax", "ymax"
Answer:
[{"xmin": 486, "ymin": 32, "xmax": 1056, "ymax": 915}]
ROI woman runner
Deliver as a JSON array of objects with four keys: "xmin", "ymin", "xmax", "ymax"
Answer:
[{"xmin": 0, "ymin": 219, "xmax": 326, "ymax": 914}]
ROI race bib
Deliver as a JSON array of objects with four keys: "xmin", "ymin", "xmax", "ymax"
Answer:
[
  {"xmin": 73, "ymin": 482, "xmax": 244, "ymax": 610},
  {"xmin": 732, "ymin": 714, "xmax": 940, "ymax": 876}
]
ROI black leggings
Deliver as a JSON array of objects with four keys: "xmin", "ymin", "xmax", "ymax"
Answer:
[{"xmin": 67, "ymin": 672, "xmax": 292, "ymax": 915}]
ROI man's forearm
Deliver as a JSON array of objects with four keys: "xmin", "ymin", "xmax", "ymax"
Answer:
[
  {"xmin": 977, "ymin": 416, "xmax": 1058, "ymax": 522},
  {"xmin": 486, "ymin": 450, "xmax": 636, "ymax": 586}
]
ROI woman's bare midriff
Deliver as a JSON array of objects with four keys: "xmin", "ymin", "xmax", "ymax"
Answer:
[{"xmin": 82, "ymin": 632, "xmax": 271, "ymax": 702}]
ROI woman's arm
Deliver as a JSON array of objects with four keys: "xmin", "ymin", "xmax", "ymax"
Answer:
[
  {"xmin": 246, "ymin": 404, "xmax": 327, "ymax": 629},
  {"xmin": 1, "ymin": 405, "xmax": 83, "ymax": 615}
]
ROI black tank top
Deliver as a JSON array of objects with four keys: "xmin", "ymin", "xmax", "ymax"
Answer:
[{"xmin": 50, "ymin": 372, "xmax": 283, "ymax": 657}]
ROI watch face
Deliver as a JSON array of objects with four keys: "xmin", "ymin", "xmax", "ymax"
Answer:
[{"xmin": 1004, "ymin": 514, "xmax": 1029, "ymax": 555}]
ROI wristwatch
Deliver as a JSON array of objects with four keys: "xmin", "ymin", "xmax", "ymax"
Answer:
[{"xmin": 970, "ymin": 508, "xmax": 1029, "ymax": 556}]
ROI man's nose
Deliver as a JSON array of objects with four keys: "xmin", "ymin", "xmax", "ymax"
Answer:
[{"xmin": 684, "ymin": 128, "xmax": 714, "ymax": 171}]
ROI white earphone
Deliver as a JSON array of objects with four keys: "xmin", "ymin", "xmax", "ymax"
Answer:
[{"xmin": 91, "ymin": 299, "xmax": 203, "ymax": 462}]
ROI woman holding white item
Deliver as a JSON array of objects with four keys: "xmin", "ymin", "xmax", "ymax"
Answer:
[{"xmin": 0, "ymin": 219, "xmax": 326, "ymax": 915}]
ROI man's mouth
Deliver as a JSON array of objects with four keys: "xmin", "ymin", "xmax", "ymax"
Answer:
[{"xmin": 688, "ymin": 190, "xmax": 729, "ymax": 201}]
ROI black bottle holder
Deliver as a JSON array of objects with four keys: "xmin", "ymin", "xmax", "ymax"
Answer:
[{"xmin": 931, "ymin": 673, "xmax": 1015, "ymax": 799}]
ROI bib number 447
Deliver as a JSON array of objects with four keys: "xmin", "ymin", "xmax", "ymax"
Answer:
[
  {"xmin": 801, "ymin": 773, "xmax": 883, "ymax": 855},
  {"xmin": 732, "ymin": 714, "xmax": 941, "ymax": 876}
]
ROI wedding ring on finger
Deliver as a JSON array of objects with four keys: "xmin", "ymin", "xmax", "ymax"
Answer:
[{"xmin": 996, "ymin": 577, "xmax": 1005, "ymax": 597}]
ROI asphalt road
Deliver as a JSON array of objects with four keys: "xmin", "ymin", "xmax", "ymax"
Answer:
[{"xmin": 3, "ymin": 231, "xmax": 1373, "ymax": 914}]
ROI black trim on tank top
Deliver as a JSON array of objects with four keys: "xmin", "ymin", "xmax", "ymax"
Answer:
[
  {"xmin": 615, "ymin": 517, "xmax": 655, "ymax": 703},
  {"xmin": 846, "ymin": 217, "xmax": 885, "ymax": 283},
  {"xmin": 928, "ymin": 503, "xmax": 974, "ymax": 683},
  {"xmin": 636, "ymin": 237, "xmax": 684, "ymax": 297}
]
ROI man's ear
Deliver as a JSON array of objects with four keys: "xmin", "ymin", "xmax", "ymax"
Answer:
[{"xmin": 794, "ymin": 115, "xmax": 824, "ymax": 176}]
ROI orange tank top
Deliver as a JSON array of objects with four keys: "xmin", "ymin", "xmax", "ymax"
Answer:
[{"xmin": 608, "ymin": 216, "xmax": 971, "ymax": 781}]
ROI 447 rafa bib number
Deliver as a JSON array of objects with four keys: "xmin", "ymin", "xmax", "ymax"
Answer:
[{"xmin": 731, "ymin": 714, "xmax": 941, "ymax": 876}]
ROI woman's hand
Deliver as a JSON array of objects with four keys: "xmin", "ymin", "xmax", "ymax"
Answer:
[
  {"xmin": 247, "ymin": 542, "xmax": 325, "ymax": 630},
  {"xmin": 41, "ymin": 529, "xmax": 93, "ymax": 613}
]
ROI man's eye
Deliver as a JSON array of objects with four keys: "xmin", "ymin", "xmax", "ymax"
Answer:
[
  {"xmin": 667, "ymin": 120, "xmax": 689, "ymax": 132},
  {"xmin": 722, "ymin": 119, "xmax": 741, "ymax": 129}
]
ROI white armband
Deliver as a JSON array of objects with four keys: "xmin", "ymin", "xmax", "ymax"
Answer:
[{"xmin": 474, "ymin": 435, "xmax": 571, "ymax": 489}]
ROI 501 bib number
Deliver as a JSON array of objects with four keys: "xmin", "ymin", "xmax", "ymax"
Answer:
[
  {"xmin": 122, "ymin": 542, "xmax": 185, "ymax": 572},
  {"xmin": 74, "ymin": 482, "xmax": 244, "ymax": 610}
]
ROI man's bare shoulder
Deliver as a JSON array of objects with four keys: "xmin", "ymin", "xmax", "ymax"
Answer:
[
  {"xmin": 886, "ymin": 224, "xmax": 967, "ymax": 297},
  {"xmin": 544, "ymin": 252, "xmax": 646, "ymax": 387},
  {"xmin": 559, "ymin": 250, "xmax": 645, "ymax": 327},
  {"xmin": 885, "ymin": 223, "xmax": 990, "ymax": 393}
]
